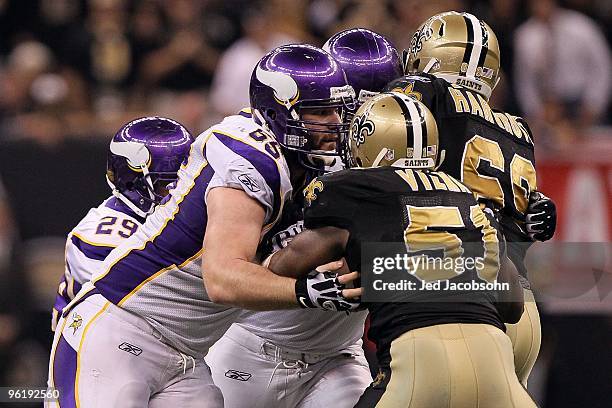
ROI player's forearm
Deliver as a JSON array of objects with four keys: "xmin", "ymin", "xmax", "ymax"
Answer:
[
  {"xmin": 268, "ymin": 227, "xmax": 348, "ymax": 278},
  {"xmin": 267, "ymin": 246, "xmax": 317, "ymax": 279},
  {"xmin": 204, "ymin": 258, "xmax": 298, "ymax": 310}
]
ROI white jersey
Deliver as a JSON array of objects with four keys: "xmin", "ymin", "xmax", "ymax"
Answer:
[
  {"xmin": 236, "ymin": 159, "xmax": 367, "ymax": 353},
  {"xmin": 51, "ymin": 197, "xmax": 142, "ymax": 330},
  {"xmin": 83, "ymin": 109, "xmax": 292, "ymax": 357}
]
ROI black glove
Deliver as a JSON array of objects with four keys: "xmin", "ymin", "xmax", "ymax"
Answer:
[
  {"xmin": 525, "ymin": 191, "xmax": 556, "ymax": 241},
  {"xmin": 295, "ymin": 270, "xmax": 360, "ymax": 312}
]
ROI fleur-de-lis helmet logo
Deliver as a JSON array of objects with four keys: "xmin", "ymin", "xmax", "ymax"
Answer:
[{"xmin": 351, "ymin": 113, "xmax": 375, "ymax": 147}]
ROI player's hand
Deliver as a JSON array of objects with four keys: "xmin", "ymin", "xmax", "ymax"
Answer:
[
  {"xmin": 525, "ymin": 191, "xmax": 556, "ymax": 241},
  {"xmin": 295, "ymin": 270, "xmax": 361, "ymax": 312}
]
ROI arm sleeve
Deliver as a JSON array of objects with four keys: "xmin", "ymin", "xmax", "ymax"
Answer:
[
  {"xmin": 51, "ymin": 210, "xmax": 142, "ymax": 329},
  {"xmin": 204, "ymin": 133, "xmax": 284, "ymax": 225}
]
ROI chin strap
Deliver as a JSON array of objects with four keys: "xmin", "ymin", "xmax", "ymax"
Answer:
[
  {"xmin": 422, "ymin": 58, "xmax": 439, "ymax": 74},
  {"xmin": 371, "ymin": 148, "xmax": 390, "ymax": 167},
  {"xmin": 106, "ymin": 175, "xmax": 152, "ymax": 219},
  {"xmin": 434, "ymin": 149, "xmax": 446, "ymax": 171},
  {"xmin": 141, "ymin": 166, "xmax": 157, "ymax": 205}
]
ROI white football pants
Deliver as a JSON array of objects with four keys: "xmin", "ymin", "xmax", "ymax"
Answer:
[
  {"xmin": 206, "ymin": 324, "xmax": 371, "ymax": 408},
  {"xmin": 46, "ymin": 293, "xmax": 223, "ymax": 408}
]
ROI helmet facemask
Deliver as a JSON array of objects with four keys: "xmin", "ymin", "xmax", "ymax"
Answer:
[
  {"xmin": 254, "ymin": 92, "xmax": 356, "ymax": 172},
  {"xmin": 133, "ymin": 170, "xmax": 180, "ymax": 208},
  {"xmin": 286, "ymin": 96, "xmax": 355, "ymax": 169}
]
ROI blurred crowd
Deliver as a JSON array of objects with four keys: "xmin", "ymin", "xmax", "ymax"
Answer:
[
  {"xmin": 0, "ymin": 0, "xmax": 609, "ymax": 143},
  {"xmin": 0, "ymin": 0, "xmax": 610, "ymax": 407}
]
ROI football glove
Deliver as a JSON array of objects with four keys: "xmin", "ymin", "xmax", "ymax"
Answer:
[
  {"xmin": 295, "ymin": 270, "xmax": 360, "ymax": 312},
  {"xmin": 525, "ymin": 191, "xmax": 557, "ymax": 241}
]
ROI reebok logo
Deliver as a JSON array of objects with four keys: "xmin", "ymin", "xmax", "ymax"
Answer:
[
  {"xmin": 238, "ymin": 174, "xmax": 261, "ymax": 192},
  {"xmin": 118, "ymin": 342, "xmax": 142, "ymax": 356},
  {"xmin": 225, "ymin": 369, "xmax": 252, "ymax": 382}
]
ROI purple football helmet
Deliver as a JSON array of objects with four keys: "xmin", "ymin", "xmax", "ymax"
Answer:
[
  {"xmin": 106, "ymin": 117, "xmax": 193, "ymax": 218},
  {"xmin": 249, "ymin": 44, "xmax": 355, "ymax": 164},
  {"xmin": 323, "ymin": 28, "xmax": 402, "ymax": 104}
]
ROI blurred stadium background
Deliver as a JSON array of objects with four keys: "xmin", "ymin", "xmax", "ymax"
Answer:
[{"xmin": 0, "ymin": 0, "xmax": 609, "ymax": 407}]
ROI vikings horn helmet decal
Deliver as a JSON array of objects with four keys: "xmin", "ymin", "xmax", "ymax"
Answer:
[
  {"xmin": 109, "ymin": 140, "xmax": 152, "ymax": 171},
  {"xmin": 254, "ymin": 65, "xmax": 299, "ymax": 107}
]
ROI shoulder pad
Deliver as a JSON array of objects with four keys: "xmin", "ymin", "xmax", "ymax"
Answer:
[{"xmin": 303, "ymin": 170, "xmax": 362, "ymax": 230}]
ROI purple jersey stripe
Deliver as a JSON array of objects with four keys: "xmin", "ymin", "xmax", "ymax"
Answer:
[
  {"xmin": 71, "ymin": 235, "xmax": 115, "ymax": 261},
  {"xmin": 52, "ymin": 273, "xmax": 82, "ymax": 315},
  {"xmin": 238, "ymin": 109, "xmax": 253, "ymax": 119},
  {"xmin": 53, "ymin": 292, "xmax": 69, "ymax": 314},
  {"xmin": 212, "ymin": 132, "xmax": 282, "ymax": 223},
  {"xmin": 73, "ymin": 279, "xmax": 83, "ymax": 295},
  {"xmin": 94, "ymin": 165, "xmax": 215, "ymax": 304},
  {"xmin": 53, "ymin": 334, "xmax": 77, "ymax": 408}
]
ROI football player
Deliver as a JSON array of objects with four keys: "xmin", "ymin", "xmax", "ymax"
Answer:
[
  {"xmin": 51, "ymin": 116, "xmax": 193, "ymax": 331},
  {"xmin": 268, "ymin": 92, "xmax": 537, "ymax": 407},
  {"xmin": 205, "ymin": 29, "xmax": 401, "ymax": 408},
  {"xmin": 385, "ymin": 11, "xmax": 556, "ymax": 386},
  {"xmin": 46, "ymin": 45, "xmax": 361, "ymax": 408}
]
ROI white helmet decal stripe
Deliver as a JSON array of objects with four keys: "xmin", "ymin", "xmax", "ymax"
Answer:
[
  {"xmin": 109, "ymin": 140, "xmax": 151, "ymax": 169},
  {"xmin": 465, "ymin": 13, "xmax": 483, "ymax": 78},
  {"xmin": 399, "ymin": 94, "xmax": 424, "ymax": 160},
  {"xmin": 322, "ymin": 39, "xmax": 331, "ymax": 53},
  {"xmin": 255, "ymin": 65, "xmax": 299, "ymax": 103}
]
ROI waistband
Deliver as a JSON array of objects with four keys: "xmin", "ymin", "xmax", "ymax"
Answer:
[
  {"xmin": 80, "ymin": 293, "xmax": 163, "ymax": 339},
  {"xmin": 227, "ymin": 324, "xmax": 361, "ymax": 364}
]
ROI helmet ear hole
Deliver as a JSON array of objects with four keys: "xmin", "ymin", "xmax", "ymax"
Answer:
[
  {"xmin": 412, "ymin": 59, "xmax": 420, "ymax": 72},
  {"xmin": 266, "ymin": 109, "xmax": 276, "ymax": 120},
  {"xmin": 355, "ymin": 157, "xmax": 363, "ymax": 167}
]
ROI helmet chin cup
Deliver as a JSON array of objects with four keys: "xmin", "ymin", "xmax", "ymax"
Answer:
[
  {"xmin": 308, "ymin": 154, "xmax": 337, "ymax": 167},
  {"xmin": 296, "ymin": 152, "xmax": 339, "ymax": 173},
  {"xmin": 307, "ymin": 153, "xmax": 338, "ymax": 170}
]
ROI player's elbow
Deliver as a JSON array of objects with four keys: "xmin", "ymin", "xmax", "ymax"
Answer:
[{"xmin": 202, "ymin": 259, "xmax": 237, "ymax": 305}]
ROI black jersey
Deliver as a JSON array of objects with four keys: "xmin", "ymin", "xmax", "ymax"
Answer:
[
  {"xmin": 386, "ymin": 74, "xmax": 536, "ymax": 276},
  {"xmin": 258, "ymin": 169, "xmax": 321, "ymax": 258},
  {"xmin": 303, "ymin": 166, "xmax": 506, "ymax": 364}
]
